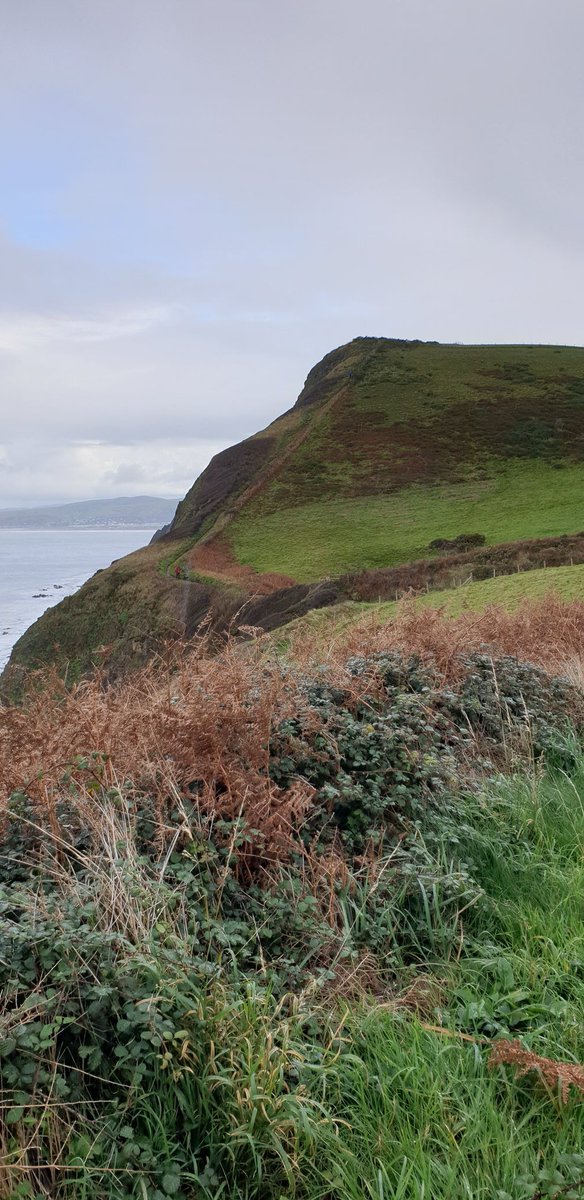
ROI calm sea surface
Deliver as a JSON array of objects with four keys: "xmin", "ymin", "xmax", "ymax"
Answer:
[{"xmin": 0, "ymin": 529, "xmax": 155, "ymax": 668}]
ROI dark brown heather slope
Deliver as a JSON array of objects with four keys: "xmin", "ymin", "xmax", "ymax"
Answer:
[
  {"xmin": 6, "ymin": 336, "xmax": 584, "ymax": 683},
  {"xmin": 168, "ymin": 436, "xmax": 276, "ymax": 540},
  {"xmin": 161, "ymin": 337, "xmax": 364, "ymax": 542}
]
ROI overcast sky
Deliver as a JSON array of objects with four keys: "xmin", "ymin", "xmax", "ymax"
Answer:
[{"xmin": 0, "ymin": 0, "xmax": 583, "ymax": 506}]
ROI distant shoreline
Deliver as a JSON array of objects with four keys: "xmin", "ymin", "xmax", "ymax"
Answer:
[
  {"xmin": 0, "ymin": 497, "xmax": 177, "ymax": 534},
  {"xmin": 0, "ymin": 526, "xmax": 157, "ymax": 532},
  {"xmin": 0, "ymin": 526, "xmax": 161, "ymax": 671}
]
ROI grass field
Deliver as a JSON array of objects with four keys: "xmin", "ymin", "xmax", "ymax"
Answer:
[
  {"xmin": 230, "ymin": 460, "xmax": 584, "ymax": 581},
  {"xmin": 406, "ymin": 562, "xmax": 584, "ymax": 615}
]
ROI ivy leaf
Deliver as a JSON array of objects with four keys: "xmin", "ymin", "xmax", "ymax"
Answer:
[
  {"xmin": 161, "ymin": 1173, "xmax": 181, "ymax": 1195},
  {"xmin": 6, "ymin": 1105, "xmax": 25, "ymax": 1123}
]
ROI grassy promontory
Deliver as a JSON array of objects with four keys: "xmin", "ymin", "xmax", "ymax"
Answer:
[
  {"xmin": 7, "ymin": 336, "xmax": 584, "ymax": 681},
  {"xmin": 2, "ymin": 601, "xmax": 584, "ymax": 1197}
]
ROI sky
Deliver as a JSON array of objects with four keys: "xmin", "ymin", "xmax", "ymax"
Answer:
[{"xmin": 0, "ymin": 0, "xmax": 583, "ymax": 506}]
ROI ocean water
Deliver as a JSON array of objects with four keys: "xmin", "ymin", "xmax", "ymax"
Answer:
[{"xmin": 0, "ymin": 529, "xmax": 155, "ymax": 669}]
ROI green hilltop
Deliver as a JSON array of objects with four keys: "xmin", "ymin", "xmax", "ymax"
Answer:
[
  {"xmin": 7, "ymin": 336, "xmax": 584, "ymax": 679},
  {"xmin": 228, "ymin": 338, "xmax": 584, "ymax": 579}
]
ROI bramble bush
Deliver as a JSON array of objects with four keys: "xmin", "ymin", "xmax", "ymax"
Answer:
[{"xmin": 1, "ymin": 643, "xmax": 584, "ymax": 1196}]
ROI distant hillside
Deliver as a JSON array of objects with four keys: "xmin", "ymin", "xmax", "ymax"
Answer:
[
  {"xmin": 7, "ymin": 336, "xmax": 584, "ymax": 682},
  {"xmin": 169, "ymin": 337, "xmax": 584, "ymax": 579},
  {"xmin": 0, "ymin": 496, "xmax": 178, "ymax": 530}
]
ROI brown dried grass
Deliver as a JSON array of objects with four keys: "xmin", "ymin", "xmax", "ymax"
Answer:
[
  {"xmin": 2, "ymin": 593, "xmax": 584, "ymax": 870},
  {"xmin": 489, "ymin": 1038, "xmax": 584, "ymax": 1104},
  {"xmin": 0, "ymin": 632, "xmax": 319, "ymax": 871},
  {"xmin": 289, "ymin": 594, "xmax": 584, "ymax": 683}
]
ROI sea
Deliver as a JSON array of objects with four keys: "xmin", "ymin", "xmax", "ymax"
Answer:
[{"xmin": 0, "ymin": 529, "xmax": 156, "ymax": 669}]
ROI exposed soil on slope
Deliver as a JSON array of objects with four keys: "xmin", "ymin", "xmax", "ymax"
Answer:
[{"xmin": 188, "ymin": 536, "xmax": 296, "ymax": 593}]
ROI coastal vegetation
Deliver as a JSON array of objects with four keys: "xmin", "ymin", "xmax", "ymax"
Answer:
[
  {"xmin": 3, "ymin": 338, "xmax": 584, "ymax": 1196},
  {"xmin": 280, "ymin": 565, "xmax": 584, "ymax": 649},
  {"xmin": 6, "ymin": 337, "xmax": 584, "ymax": 681},
  {"xmin": 2, "ymin": 602, "xmax": 584, "ymax": 1197}
]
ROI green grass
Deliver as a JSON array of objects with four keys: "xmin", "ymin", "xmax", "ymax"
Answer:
[
  {"xmin": 230, "ymin": 459, "xmax": 584, "ymax": 581},
  {"xmin": 329, "ymin": 1015, "xmax": 583, "ymax": 1199},
  {"xmin": 381, "ymin": 560, "xmax": 584, "ymax": 619},
  {"xmin": 409, "ymin": 562, "xmax": 584, "ymax": 616},
  {"xmin": 318, "ymin": 764, "xmax": 584, "ymax": 1199},
  {"xmin": 5, "ymin": 760, "xmax": 584, "ymax": 1197}
]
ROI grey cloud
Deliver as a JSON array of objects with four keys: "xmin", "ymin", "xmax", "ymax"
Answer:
[
  {"xmin": 106, "ymin": 463, "xmax": 148, "ymax": 485},
  {"xmin": 0, "ymin": 0, "xmax": 583, "ymax": 503}
]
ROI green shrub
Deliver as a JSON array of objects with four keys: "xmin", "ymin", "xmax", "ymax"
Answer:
[{"xmin": 2, "ymin": 651, "xmax": 584, "ymax": 1196}]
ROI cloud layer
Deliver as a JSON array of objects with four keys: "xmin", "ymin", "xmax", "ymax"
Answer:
[{"xmin": 1, "ymin": 0, "xmax": 583, "ymax": 504}]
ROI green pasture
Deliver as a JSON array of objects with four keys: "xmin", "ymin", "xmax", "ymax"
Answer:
[{"xmin": 230, "ymin": 460, "xmax": 584, "ymax": 581}]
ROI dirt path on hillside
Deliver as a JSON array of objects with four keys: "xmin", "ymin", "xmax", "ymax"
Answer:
[
  {"xmin": 188, "ymin": 537, "xmax": 296, "ymax": 593},
  {"xmin": 179, "ymin": 381, "xmax": 354, "ymax": 590},
  {"xmin": 203, "ymin": 383, "xmax": 352, "ymax": 542}
]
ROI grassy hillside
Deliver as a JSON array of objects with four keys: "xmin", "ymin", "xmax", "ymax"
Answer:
[
  {"xmin": 402, "ymin": 560, "xmax": 584, "ymax": 615},
  {"xmin": 281, "ymin": 562, "xmax": 584, "ymax": 649},
  {"xmin": 227, "ymin": 339, "xmax": 584, "ymax": 579},
  {"xmin": 7, "ymin": 336, "xmax": 584, "ymax": 679},
  {"xmin": 230, "ymin": 461, "xmax": 584, "ymax": 580}
]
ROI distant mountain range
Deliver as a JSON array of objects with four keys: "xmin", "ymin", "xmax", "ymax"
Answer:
[{"xmin": 0, "ymin": 496, "xmax": 178, "ymax": 530}]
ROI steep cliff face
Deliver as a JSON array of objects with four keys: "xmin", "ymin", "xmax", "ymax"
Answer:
[
  {"xmin": 160, "ymin": 337, "xmax": 362, "ymax": 541},
  {"xmin": 7, "ymin": 335, "xmax": 584, "ymax": 682},
  {"xmin": 167, "ymin": 436, "xmax": 276, "ymax": 540}
]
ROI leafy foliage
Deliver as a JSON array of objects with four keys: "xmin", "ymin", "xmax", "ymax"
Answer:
[{"xmin": 1, "ymin": 637, "xmax": 584, "ymax": 1196}]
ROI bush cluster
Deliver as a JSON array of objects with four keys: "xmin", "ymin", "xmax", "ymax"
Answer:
[
  {"xmin": 428, "ymin": 533, "xmax": 486, "ymax": 553},
  {"xmin": 1, "ymin": 648, "xmax": 583, "ymax": 1196},
  {"xmin": 270, "ymin": 651, "xmax": 580, "ymax": 854}
]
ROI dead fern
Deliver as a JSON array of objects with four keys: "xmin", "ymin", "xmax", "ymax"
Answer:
[
  {"xmin": 289, "ymin": 593, "xmax": 584, "ymax": 685},
  {"xmin": 489, "ymin": 1038, "xmax": 584, "ymax": 1104}
]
